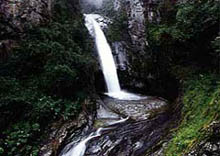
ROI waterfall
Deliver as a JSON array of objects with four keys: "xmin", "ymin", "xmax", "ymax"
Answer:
[
  {"xmin": 85, "ymin": 14, "xmax": 121, "ymax": 93},
  {"xmin": 85, "ymin": 14, "xmax": 145, "ymax": 100}
]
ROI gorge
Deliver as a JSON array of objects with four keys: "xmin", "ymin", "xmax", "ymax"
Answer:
[
  {"xmin": 0, "ymin": 0, "xmax": 219, "ymax": 156},
  {"xmin": 59, "ymin": 13, "xmax": 169, "ymax": 156}
]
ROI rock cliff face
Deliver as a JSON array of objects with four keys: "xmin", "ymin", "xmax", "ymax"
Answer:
[
  {"xmin": 142, "ymin": 0, "xmax": 161, "ymax": 23},
  {"xmin": 0, "ymin": 0, "xmax": 82, "ymax": 61},
  {"xmin": 125, "ymin": 0, "xmax": 147, "ymax": 53},
  {"xmin": 0, "ymin": 0, "xmax": 54, "ymax": 36},
  {"xmin": 103, "ymin": 0, "xmax": 181, "ymax": 97},
  {"xmin": 187, "ymin": 121, "xmax": 220, "ymax": 156},
  {"xmin": 0, "ymin": 0, "xmax": 55, "ymax": 60},
  {"xmin": 110, "ymin": 0, "xmax": 163, "ymax": 53}
]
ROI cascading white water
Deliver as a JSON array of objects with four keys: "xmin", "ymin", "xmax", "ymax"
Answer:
[
  {"xmin": 85, "ymin": 14, "xmax": 145, "ymax": 100},
  {"xmin": 85, "ymin": 14, "xmax": 121, "ymax": 93},
  {"xmin": 60, "ymin": 13, "xmax": 146, "ymax": 156},
  {"xmin": 61, "ymin": 128, "xmax": 103, "ymax": 156},
  {"xmin": 60, "ymin": 118, "xmax": 129, "ymax": 156}
]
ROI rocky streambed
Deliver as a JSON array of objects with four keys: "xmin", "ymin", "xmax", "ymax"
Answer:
[{"xmin": 51, "ymin": 95, "xmax": 181, "ymax": 156}]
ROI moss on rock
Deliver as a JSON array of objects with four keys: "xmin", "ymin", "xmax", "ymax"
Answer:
[{"xmin": 165, "ymin": 73, "xmax": 220, "ymax": 156}]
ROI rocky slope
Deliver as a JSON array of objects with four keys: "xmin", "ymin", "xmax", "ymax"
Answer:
[
  {"xmin": 0, "ymin": 0, "xmax": 54, "ymax": 61},
  {"xmin": 0, "ymin": 0, "xmax": 54, "ymax": 36}
]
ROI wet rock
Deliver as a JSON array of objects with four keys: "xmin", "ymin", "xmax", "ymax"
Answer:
[
  {"xmin": 112, "ymin": 42, "xmax": 129, "ymax": 71},
  {"xmin": 148, "ymin": 141, "xmax": 169, "ymax": 156},
  {"xmin": 105, "ymin": 0, "xmax": 147, "ymax": 53},
  {"xmin": 103, "ymin": 96, "xmax": 168, "ymax": 120},
  {"xmin": 94, "ymin": 103, "xmax": 121, "ymax": 128},
  {"xmin": 39, "ymin": 112, "xmax": 88, "ymax": 156},
  {"xmin": 113, "ymin": 0, "xmax": 121, "ymax": 11},
  {"xmin": 142, "ymin": 0, "xmax": 161, "ymax": 23},
  {"xmin": 125, "ymin": 0, "xmax": 147, "ymax": 53},
  {"xmin": 90, "ymin": 97, "xmax": 172, "ymax": 156},
  {"xmin": 59, "ymin": 95, "xmax": 180, "ymax": 156},
  {"xmin": 186, "ymin": 121, "xmax": 220, "ymax": 156},
  {"xmin": 85, "ymin": 111, "xmax": 173, "ymax": 156}
]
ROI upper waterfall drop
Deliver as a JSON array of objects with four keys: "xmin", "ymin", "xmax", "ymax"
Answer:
[
  {"xmin": 85, "ymin": 14, "xmax": 146, "ymax": 100},
  {"xmin": 85, "ymin": 14, "xmax": 121, "ymax": 93}
]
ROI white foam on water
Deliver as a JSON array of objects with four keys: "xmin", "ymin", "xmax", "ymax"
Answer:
[
  {"xmin": 105, "ymin": 91, "xmax": 147, "ymax": 100},
  {"xmin": 85, "ymin": 14, "xmax": 146, "ymax": 100},
  {"xmin": 61, "ymin": 128, "xmax": 103, "ymax": 156}
]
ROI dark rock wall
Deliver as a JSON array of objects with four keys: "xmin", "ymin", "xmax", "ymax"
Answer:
[
  {"xmin": 0, "ymin": 0, "xmax": 54, "ymax": 36},
  {"xmin": 142, "ymin": 0, "xmax": 161, "ymax": 23},
  {"xmin": 0, "ymin": 0, "xmax": 55, "ymax": 61},
  {"xmin": 125, "ymin": 0, "xmax": 147, "ymax": 53},
  {"xmin": 106, "ymin": 0, "xmax": 180, "ymax": 99},
  {"xmin": 0, "ymin": 0, "xmax": 82, "ymax": 61}
]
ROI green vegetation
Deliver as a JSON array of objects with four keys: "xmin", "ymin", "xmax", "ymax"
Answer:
[
  {"xmin": 0, "ymin": 0, "xmax": 219, "ymax": 155},
  {"xmin": 0, "ymin": 0, "xmax": 97, "ymax": 155},
  {"xmin": 147, "ymin": 0, "xmax": 219, "ymax": 72},
  {"xmin": 145, "ymin": 0, "xmax": 220, "ymax": 155},
  {"xmin": 105, "ymin": 10, "xmax": 128, "ymax": 42},
  {"xmin": 107, "ymin": 11, "xmax": 128, "ymax": 42},
  {"xmin": 98, "ymin": 0, "xmax": 129, "ymax": 42},
  {"xmin": 165, "ymin": 72, "xmax": 220, "ymax": 156}
]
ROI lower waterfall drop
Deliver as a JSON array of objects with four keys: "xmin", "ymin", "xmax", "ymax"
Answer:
[
  {"xmin": 60, "ymin": 118, "xmax": 130, "ymax": 156},
  {"xmin": 61, "ymin": 128, "xmax": 103, "ymax": 156}
]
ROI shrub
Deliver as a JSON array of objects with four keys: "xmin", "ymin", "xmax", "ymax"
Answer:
[{"xmin": 0, "ymin": 0, "xmax": 97, "ymax": 155}]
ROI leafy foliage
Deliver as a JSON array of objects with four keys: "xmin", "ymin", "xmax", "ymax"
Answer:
[
  {"xmin": 146, "ymin": 1, "xmax": 220, "ymax": 155},
  {"xmin": 165, "ymin": 73, "xmax": 220, "ymax": 156},
  {"xmin": 212, "ymin": 36, "xmax": 220, "ymax": 58},
  {"xmin": 147, "ymin": 0, "xmax": 219, "ymax": 71},
  {"xmin": 106, "ymin": 11, "xmax": 128, "ymax": 42},
  {"xmin": 0, "ymin": 0, "xmax": 97, "ymax": 155}
]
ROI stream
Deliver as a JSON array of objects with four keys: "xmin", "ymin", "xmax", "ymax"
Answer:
[
  {"xmin": 59, "ymin": 14, "xmax": 179, "ymax": 156},
  {"xmin": 59, "ymin": 96, "xmax": 177, "ymax": 156}
]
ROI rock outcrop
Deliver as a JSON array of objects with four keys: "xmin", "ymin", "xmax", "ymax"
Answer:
[
  {"xmin": 0, "ymin": 0, "xmax": 54, "ymax": 36},
  {"xmin": 0, "ymin": 0, "xmax": 55, "ymax": 60},
  {"xmin": 39, "ymin": 113, "xmax": 88, "ymax": 156},
  {"xmin": 142, "ymin": 0, "xmax": 161, "ymax": 23},
  {"xmin": 112, "ymin": 41, "xmax": 129, "ymax": 70},
  {"xmin": 187, "ymin": 121, "xmax": 220, "ymax": 156},
  {"xmin": 125, "ymin": 0, "xmax": 147, "ymax": 53},
  {"xmin": 110, "ymin": 0, "xmax": 165, "ymax": 53}
]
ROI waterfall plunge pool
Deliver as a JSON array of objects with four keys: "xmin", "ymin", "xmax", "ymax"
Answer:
[
  {"xmin": 59, "ymin": 14, "xmax": 171, "ymax": 156},
  {"xmin": 105, "ymin": 90, "xmax": 147, "ymax": 101}
]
